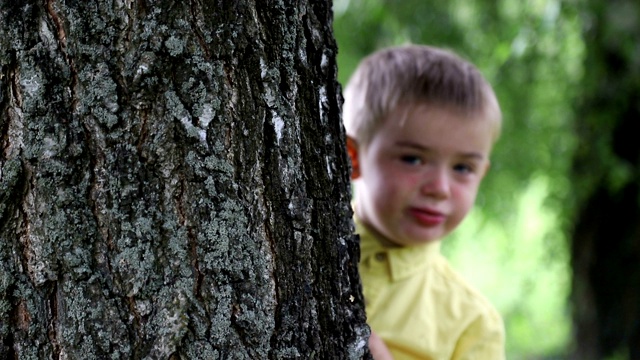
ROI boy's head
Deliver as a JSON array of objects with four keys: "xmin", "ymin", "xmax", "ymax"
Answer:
[
  {"xmin": 344, "ymin": 45, "xmax": 501, "ymax": 246},
  {"xmin": 343, "ymin": 45, "xmax": 501, "ymax": 147}
]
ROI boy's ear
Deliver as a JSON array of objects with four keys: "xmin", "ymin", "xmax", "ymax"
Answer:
[{"xmin": 346, "ymin": 136, "xmax": 361, "ymax": 180}]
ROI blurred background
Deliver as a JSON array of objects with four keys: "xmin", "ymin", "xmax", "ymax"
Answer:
[{"xmin": 332, "ymin": 0, "xmax": 640, "ymax": 359}]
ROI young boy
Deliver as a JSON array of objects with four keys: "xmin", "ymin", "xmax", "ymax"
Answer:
[{"xmin": 343, "ymin": 45, "xmax": 505, "ymax": 359}]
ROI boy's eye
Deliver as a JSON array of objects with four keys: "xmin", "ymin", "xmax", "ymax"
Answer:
[
  {"xmin": 400, "ymin": 155, "xmax": 422, "ymax": 165},
  {"xmin": 453, "ymin": 163, "xmax": 474, "ymax": 174}
]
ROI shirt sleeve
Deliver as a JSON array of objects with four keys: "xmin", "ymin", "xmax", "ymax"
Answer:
[{"xmin": 450, "ymin": 308, "xmax": 506, "ymax": 360}]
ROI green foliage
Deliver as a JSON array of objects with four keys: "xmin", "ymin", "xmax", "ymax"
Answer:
[{"xmin": 334, "ymin": 0, "xmax": 584, "ymax": 357}]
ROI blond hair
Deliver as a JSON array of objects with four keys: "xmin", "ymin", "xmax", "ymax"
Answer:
[{"xmin": 342, "ymin": 45, "xmax": 501, "ymax": 146}]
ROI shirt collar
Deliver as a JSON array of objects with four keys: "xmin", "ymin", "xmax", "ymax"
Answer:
[{"xmin": 356, "ymin": 217, "xmax": 441, "ymax": 281}]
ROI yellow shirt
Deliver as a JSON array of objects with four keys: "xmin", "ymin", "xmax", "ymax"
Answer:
[{"xmin": 357, "ymin": 219, "xmax": 505, "ymax": 360}]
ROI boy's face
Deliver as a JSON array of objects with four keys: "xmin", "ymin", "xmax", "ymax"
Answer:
[{"xmin": 350, "ymin": 103, "xmax": 494, "ymax": 246}]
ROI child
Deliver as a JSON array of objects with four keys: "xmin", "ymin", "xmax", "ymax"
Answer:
[{"xmin": 343, "ymin": 45, "xmax": 505, "ymax": 359}]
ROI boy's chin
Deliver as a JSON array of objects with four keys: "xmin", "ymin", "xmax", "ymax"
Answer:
[{"xmin": 393, "ymin": 233, "xmax": 445, "ymax": 247}]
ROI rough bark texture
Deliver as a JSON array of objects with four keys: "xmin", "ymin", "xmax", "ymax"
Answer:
[
  {"xmin": 0, "ymin": 1, "xmax": 369, "ymax": 359},
  {"xmin": 570, "ymin": 1, "xmax": 640, "ymax": 359}
]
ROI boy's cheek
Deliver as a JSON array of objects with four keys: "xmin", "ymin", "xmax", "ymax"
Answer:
[
  {"xmin": 382, "ymin": 172, "xmax": 419, "ymax": 191},
  {"xmin": 404, "ymin": 177, "xmax": 423, "ymax": 191},
  {"xmin": 453, "ymin": 185, "xmax": 482, "ymax": 207}
]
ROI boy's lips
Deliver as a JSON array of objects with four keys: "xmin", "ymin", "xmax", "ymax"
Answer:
[{"xmin": 409, "ymin": 207, "xmax": 445, "ymax": 226}]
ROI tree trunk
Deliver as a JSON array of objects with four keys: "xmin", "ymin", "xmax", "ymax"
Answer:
[
  {"xmin": 0, "ymin": 1, "xmax": 369, "ymax": 358},
  {"xmin": 570, "ymin": 1, "xmax": 640, "ymax": 358}
]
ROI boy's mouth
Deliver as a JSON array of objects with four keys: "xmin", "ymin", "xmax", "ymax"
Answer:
[{"xmin": 409, "ymin": 207, "xmax": 445, "ymax": 226}]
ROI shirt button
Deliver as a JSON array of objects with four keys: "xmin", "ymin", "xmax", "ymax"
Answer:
[{"xmin": 375, "ymin": 252, "xmax": 386, "ymax": 262}]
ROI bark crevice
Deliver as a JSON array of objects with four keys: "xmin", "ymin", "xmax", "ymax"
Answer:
[
  {"xmin": 45, "ymin": 0, "xmax": 78, "ymax": 111},
  {"xmin": 188, "ymin": 0, "xmax": 211, "ymax": 60},
  {"xmin": 2, "ymin": 53, "xmax": 21, "ymax": 160},
  {"xmin": 46, "ymin": 280, "xmax": 61, "ymax": 360}
]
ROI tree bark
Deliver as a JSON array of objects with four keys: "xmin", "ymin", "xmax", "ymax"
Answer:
[
  {"xmin": 570, "ymin": 1, "xmax": 640, "ymax": 358},
  {"xmin": 0, "ymin": 1, "xmax": 369, "ymax": 358}
]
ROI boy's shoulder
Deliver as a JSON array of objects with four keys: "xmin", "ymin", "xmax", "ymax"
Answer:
[
  {"xmin": 430, "ymin": 254, "xmax": 501, "ymax": 317},
  {"xmin": 356, "ymin": 217, "xmax": 501, "ymax": 320},
  {"xmin": 362, "ymin": 244, "xmax": 505, "ymax": 359}
]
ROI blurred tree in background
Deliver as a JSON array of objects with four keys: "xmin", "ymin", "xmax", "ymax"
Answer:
[
  {"xmin": 335, "ymin": 0, "xmax": 639, "ymax": 359},
  {"xmin": 569, "ymin": 0, "xmax": 640, "ymax": 359}
]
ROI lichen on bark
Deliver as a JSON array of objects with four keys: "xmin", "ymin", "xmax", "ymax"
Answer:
[{"xmin": 1, "ymin": 0, "xmax": 369, "ymax": 358}]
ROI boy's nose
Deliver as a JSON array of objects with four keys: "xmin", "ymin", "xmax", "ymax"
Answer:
[{"xmin": 420, "ymin": 168, "xmax": 450, "ymax": 199}]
